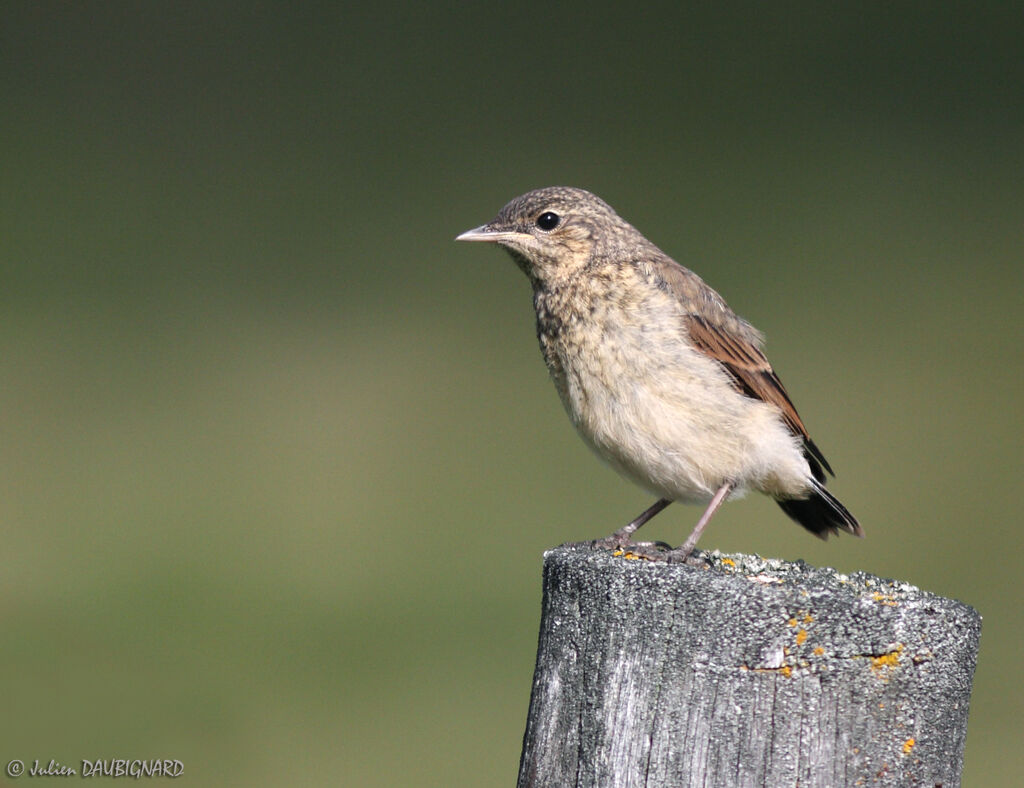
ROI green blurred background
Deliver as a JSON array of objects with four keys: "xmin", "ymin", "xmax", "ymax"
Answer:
[{"xmin": 1, "ymin": 2, "xmax": 1020, "ymax": 785}]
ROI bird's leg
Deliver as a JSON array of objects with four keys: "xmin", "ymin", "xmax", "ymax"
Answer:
[
  {"xmin": 593, "ymin": 498, "xmax": 672, "ymax": 550},
  {"xmin": 665, "ymin": 482, "xmax": 734, "ymax": 563}
]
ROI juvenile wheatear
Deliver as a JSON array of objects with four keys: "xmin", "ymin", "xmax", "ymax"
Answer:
[{"xmin": 457, "ymin": 187, "xmax": 861, "ymax": 561}]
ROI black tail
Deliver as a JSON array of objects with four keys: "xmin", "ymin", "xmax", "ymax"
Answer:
[{"xmin": 776, "ymin": 481, "xmax": 863, "ymax": 540}]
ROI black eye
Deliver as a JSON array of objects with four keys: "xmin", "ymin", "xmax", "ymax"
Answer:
[{"xmin": 536, "ymin": 212, "xmax": 560, "ymax": 231}]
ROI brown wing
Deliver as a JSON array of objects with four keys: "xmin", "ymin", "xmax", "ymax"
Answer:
[
  {"xmin": 649, "ymin": 256, "xmax": 833, "ymax": 479},
  {"xmin": 684, "ymin": 312, "xmax": 833, "ymax": 479},
  {"xmin": 685, "ymin": 313, "xmax": 799, "ymax": 432}
]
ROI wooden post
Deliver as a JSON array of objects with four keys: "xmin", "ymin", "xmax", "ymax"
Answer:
[{"xmin": 518, "ymin": 544, "xmax": 981, "ymax": 788}]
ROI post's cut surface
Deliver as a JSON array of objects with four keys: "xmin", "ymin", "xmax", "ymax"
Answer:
[{"xmin": 518, "ymin": 544, "xmax": 981, "ymax": 788}]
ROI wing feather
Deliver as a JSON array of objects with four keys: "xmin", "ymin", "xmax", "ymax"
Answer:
[{"xmin": 652, "ymin": 259, "xmax": 834, "ymax": 480}]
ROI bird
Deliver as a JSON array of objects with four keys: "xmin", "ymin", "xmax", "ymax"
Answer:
[{"xmin": 456, "ymin": 187, "xmax": 861, "ymax": 562}]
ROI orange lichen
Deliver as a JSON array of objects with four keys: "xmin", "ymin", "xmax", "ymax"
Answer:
[
  {"xmin": 795, "ymin": 629, "xmax": 808, "ymax": 645},
  {"xmin": 803, "ymin": 612, "xmax": 814, "ymax": 624},
  {"xmin": 721, "ymin": 557, "xmax": 736, "ymax": 567},
  {"xmin": 787, "ymin": 617, "xmax": 798, "ymax": 627},
  {"xmin": 813, "ymin": 647, "xmax": 825, "ymax": 656},
  {"xmin": 871, "ymin": 645, "xmax": 903, "ymax": 673},
  {"xmin": 871, "ymin": 592, "xmax": 899, "ymax": 607},
  {"xmin": 902, "ymin": 738, "xmax": 916, "ymax": 755}
]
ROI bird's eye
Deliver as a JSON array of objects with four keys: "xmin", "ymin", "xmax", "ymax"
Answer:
[{"xmin": 536, "ymin": 212, "xmax": 560, "ymax": 231}]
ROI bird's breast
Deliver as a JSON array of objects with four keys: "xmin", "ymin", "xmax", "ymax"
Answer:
[
  {"xmin": 531, "ymin": 276, "xmax": 810, "ymax": 501},
  {"xmin": 534, "ymin": 276, "xmax": 697, "ymax": 415}
]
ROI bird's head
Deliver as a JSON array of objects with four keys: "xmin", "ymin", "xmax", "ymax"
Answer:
[{"xmin": 456, "ymin": 186, "xmax": 639, "ymax": 285}]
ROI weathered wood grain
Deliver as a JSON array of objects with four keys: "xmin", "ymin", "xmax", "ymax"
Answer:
[{"xmin": 518, "ymin": 544, "xmax": 981, "ymax": 788}]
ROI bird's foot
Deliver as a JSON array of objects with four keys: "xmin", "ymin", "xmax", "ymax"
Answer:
[
  {"xmin": 590, "ymin": 530, "xmax": 634, "ymax": 551},
  {"xmin": 589, "ymin": 523, "xmax": 634, "ymax": 548},
  {"xmin": 663, "ymin": 545, "xmax": 709, "ymax": 566},
  {"xmin": 608, "ymin": 543, "xmax": 711, "ymax": 565},
  {"xmin": 616, "ymin": 542, "xmax": 675, "ymax": 561},
  {"xmin": 589, "ymin": 498, "xmax": 674, "ymax": 553},
  {"xmin": 591, "ymin": 533, "xmax": 673, "ymax": 561}
]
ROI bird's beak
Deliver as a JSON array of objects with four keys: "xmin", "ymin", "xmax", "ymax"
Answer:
[{"xmin": 455, "ymin": 224, "xmax": 524, "ymax": 243}]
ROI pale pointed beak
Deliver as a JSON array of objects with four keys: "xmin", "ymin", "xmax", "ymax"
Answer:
[{"xmin": 455, "ymin": 224, "xmax": 524, "ymax": 243}]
